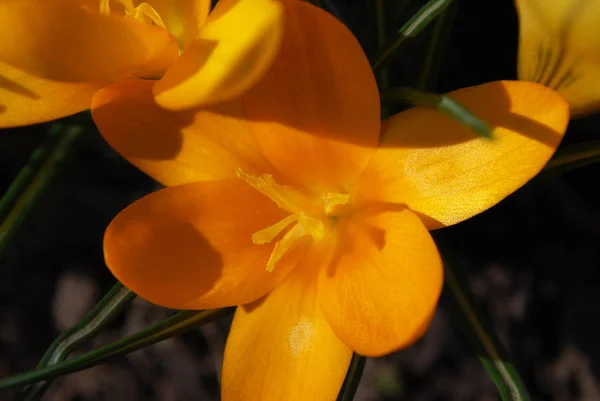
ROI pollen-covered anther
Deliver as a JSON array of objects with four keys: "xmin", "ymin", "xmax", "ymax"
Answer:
[
  {"xmin": 323, "ymin": 192, "xmax": 351, "ymax": 217},
  {"xmin": 237, "ymin": 168, "xmax": 327, "ymax": 272},
  {"xmin": 99, "ymin": 0, "xmax": 166, "ymax": 28},
  {"xmin": 251, "ymin": 215, "xmax": 297, "ymax": 245},
  {"xmin": 297, "ymin": 212, "xmax": 324, "ymax": 241},
  {"xmin": 265, "ymin": 223, "xmax": 306, "ymax": 272},
  {"xmin": 126, "ymin": 3, "xmax": 166, "ymax": 28}
]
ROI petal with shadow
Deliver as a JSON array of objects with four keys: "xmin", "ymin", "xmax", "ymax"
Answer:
[{"xmin": 355, "ymin": 81, "xmax": 569, "ymax": 229}]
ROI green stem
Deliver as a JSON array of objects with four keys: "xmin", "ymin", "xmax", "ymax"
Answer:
[
  {"xmin": 381, "ymin": 87, "xmax": 492, "ymax": 138},
  {"xmin": 18, "ymin": 283, "xmax": 136, "ymax": 401},
  {"xmin": 0, "ymin": 125, "xmax": 82, "ymax": 257},
  {"xmin": 372, "ymin": 0, "xmax": 455, "ymax": 71},
  {"xmin": 0, "ymin": 308, "xmax": 233, "ymax": 392},
  {"xmin": 336, "ymin": 354, "xmax": 367, "ymax": 401}
]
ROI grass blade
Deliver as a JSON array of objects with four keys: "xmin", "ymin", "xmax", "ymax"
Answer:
[
  {"xmin": 18, "ymin": 283, "xmax": 135, "ymax": 400},
  {"xmin": 372, "ymin": 0, "xmax": 455, "ymax": 71},
  {"xmin": 417, "ymin": 1, "xmax": 457, "ymax": 90},
  {"xmin": 381, "ymin": 87, "xmax": 492, "ymax": 138},
  {"xmin": 0, "ymin": 124, "xmax": 82, "ymax": 257},
  {"xmin": 435, "ymin": 234, "xmax": 532, "ymax": 401},
  {"xmin": 0, "ymin": 308, "xmax": 233, "ymax": 392},
  {"xmin": 542, "ymin": 139, "xmax": 600, "ymax": 176}
]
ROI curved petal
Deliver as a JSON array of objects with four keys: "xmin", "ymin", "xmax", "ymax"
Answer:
[
  {"xmin": 222, "ymin": 250, "xmax": 352, "ymax": 401},
  {"xmin": 0, "ymin": 62, "xmax": 105, "ymax": 128},
  {"xmin": 243, "ymin": 0, "xmax": 380, "ymax": 195},
  {"xmin": 153, "ymin": 0, "xmax": 284, "ymax": 109},
  {"xmin": 516, "ymin": 0, "xmax": 600, "ymax": 115},
  {"xmin": 104, "ymin": 179, "xmax": 303, "ymax": 309},
  {"xmin": 147, "ymin": 0, "xmax": 211, "ymax": 48},
  {"xmin": 91, "ymin": 80, "xmax": 278, "ymax": 186},
  {"xmin": 318, "ymin": 208, "xmax": 443, "ymax": 357},
  {"xmin": 0, "ymin": 1, "xmax": 178, "ymax": 82},
  {"xmin": 355, "ymin": 81, "xmax": 569, "ymax": 229}
]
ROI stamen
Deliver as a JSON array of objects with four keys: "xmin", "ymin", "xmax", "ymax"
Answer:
[
  {"xmin": 297, "ymin": 212, "xmax": 324, "ymax": 241},
  {"xmin": 265, "ymin": 224, "xmax": 306, "ymax": 272},
  {"xmin": 323, "ymin": 192, "xmax": 350, "ymax": 216},
  {"xmin": 127, "ymin": 3, "xmax": 167, "ymax": 28},
  {"xmin": 236, "ymin": 168, "xmax": 334, "ymax": 272},
  {"xmin": 236, "ymin": 169, "xmax": 307, "ymax": 214},
  {"xmin": 251, "ymin": 215, "xmax": 297, "ymax": 245},
  {"xmin": 118, "ymin": 0, "xmax": 135, "ymax": 10},
  {"xmin": 99, "ymin": 0, "xmax": 111, "ymax": 14},
  {"xmin": 98, "ymin": 1, "xmax": 166, "ymax": 29}
]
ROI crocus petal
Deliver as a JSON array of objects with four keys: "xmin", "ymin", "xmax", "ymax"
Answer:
[
  {"xmin": 104, "ymin": 179, "xmax": 303, "ymax": 309},
  {"xmin": 222, "ymin": 251, "xmax": 352, "ymax": 401},
  {"xmin": 153, "ymin": 0, "xmax": 284, "ymax": 110},
  {"xmin": 0, "ymin": 62, "xmax": 105, "ymax": 128},
  {"xmin": 355, "ymin": 81, "xmax": 569, "ymax": 229},
  {"xmin": 318, "ymin": 208, "xmax": 442, "ymax": 357},
  {"xmin": 0, "ymin": 1, "xmax": 178, "ymax": 82},
  {"xmin": 91, "ymin": 80, "xmax": 277, "ymax": 186},
  {"xmin": 516, "ymin": 0, "xmax": 600, "ymax": 115},
  {"xmin": 242, "ymin": 0, "xmax": 380, "ymax": 194},
  {"xmin": 146, "ymin": 0, "xmax": 211, "ymax": 48}
]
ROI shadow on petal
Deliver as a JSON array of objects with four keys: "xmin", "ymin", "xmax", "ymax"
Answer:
[
  {"xmin": 379, "ymin": 81, "xmax": 564, "ymax": 149},
  {"xmin": 92, "ymin": 79, "xmax": 193, "ymax": 161},
  {"xmin": 106, "ymin": 206, "xmax": 224, "ymax": 309},
  {"xmin": 105, "ymin": 179, "xmax": 295, "ymax": 310},
  {"xmin": 93, "ymin": 79, "xmax": 285, "ymax": 185},
  {"xmin": 206, "ymin": 0, "xmax": 380, "ymax": 149},
  {"xmin": 0, "ymin": 73, "xmax": 39, "ymax": 99},
  {"xmin": 0, "ymin": 62, "xmax": 106, "ymax": 128}
]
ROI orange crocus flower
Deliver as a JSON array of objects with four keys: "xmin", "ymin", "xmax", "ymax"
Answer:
[
  {"xmin": 0, "ymin": 0, "xmax": 283, "ymax": 127},
  {"xmin": 92, "ymin": 2, "xmax": 568, "ymax": 400},
  {"xmin": 515, "ymin": 0, "xmax": 600, "ymax": 115}
]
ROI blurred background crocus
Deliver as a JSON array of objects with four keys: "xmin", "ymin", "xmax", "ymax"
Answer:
[
  {"xmin": 0, "ymin": 0, "xmax": 283, "ymax": 127},
  {"xmin": 515, "ymin": 0, "xmax": 600, "ymax": 116}
]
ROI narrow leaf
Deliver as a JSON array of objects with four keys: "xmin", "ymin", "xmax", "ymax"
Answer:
[
  {"xmin": 372, "ymin": 0, "xmax": 455, "ymax": 71},
  {"xmin": 0, "ymin": 308, "xmax": 233, "ymax": 392},
  {"xmin": 375, "ymin": 0, "xmax": 391, "ymax": 118},
  {"xmin": 0, "ymin": 124, "xmax": 82, "ymax": 257},
  {"xmin": 381, "ymin": 87, "xmax": 492, "ymax": 138},
  {"xmin": 542, "ymin": 139, "xmax": 600, "ymax": 176},
  {"xmin": 417, "ymin": 1, "xmax": 457, "ymax": 91},
  {"xmin": 0, "ymin": 126, "xmax": 60, "ymax": 221},
  {"xmin": 434, "ymin": 234, "xmax": 532, "ymax": 401},
  {"xmin": 18, "ymin": 283, "xmax": 135, "ymax": 401}
]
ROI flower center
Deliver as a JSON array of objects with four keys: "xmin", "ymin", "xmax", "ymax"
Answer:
[
  {"xmin": 99, "ymin": 0, "xmax": 166, "ymax": 28},
  {"xmin": 236, "ymin": 169, "xmax": 351, "ymax": 272}
]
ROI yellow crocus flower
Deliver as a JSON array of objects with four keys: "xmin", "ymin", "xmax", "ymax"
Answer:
[
  {"xmin": 94, "ymin": 2, "xmax": 568, "ymax": 400},
  {"xmin": 516, "ymin": 0, "xmax": 600, "ymax": 115},
  {"xmin": 0, "ymin": 0, "xmax": 283, "ymax": 127}
]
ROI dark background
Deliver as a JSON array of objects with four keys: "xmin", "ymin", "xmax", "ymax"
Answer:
[{"xmin": 1, "ymin": 0, "xmax": 600, "ymax": 400}]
